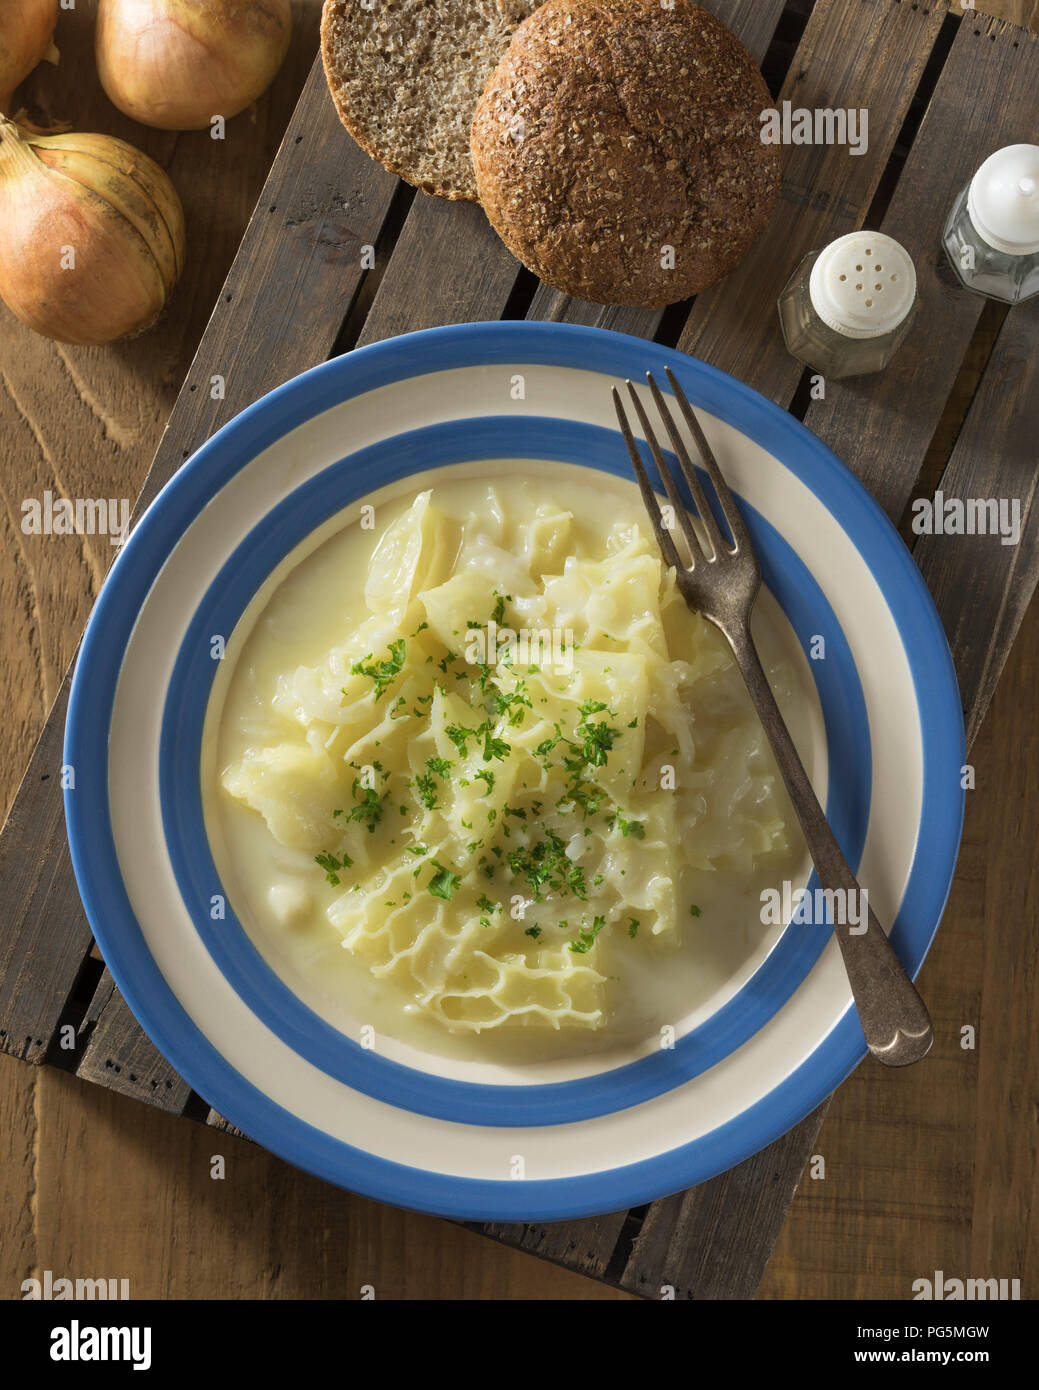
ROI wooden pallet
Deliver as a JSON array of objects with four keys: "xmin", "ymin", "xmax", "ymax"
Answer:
[{"xmin": 1, "ymin": 0, "xmax": 1036, "ymax": 1300}]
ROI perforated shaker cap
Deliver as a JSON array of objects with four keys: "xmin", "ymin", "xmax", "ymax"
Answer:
[
  {"xmin": 967, "ymin": 144, "xmax": 1039, "ymax": 255},
  {"xmin": 808, "ymin": 232, "xmax": 917, "ymax": 339}
]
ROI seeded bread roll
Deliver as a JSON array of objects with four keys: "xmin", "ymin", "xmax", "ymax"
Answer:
[
  {"xmin": 471, "ymin": 0, "xmax": 781, "ymax": 307},
  {"xmin": 321, "ymin": 0, "xmax": 541, "ymax": 201}
]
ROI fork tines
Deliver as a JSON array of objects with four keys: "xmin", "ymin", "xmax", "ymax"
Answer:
[{"xmin": 612, "ymin": 368, "xmax": 749, "ymax": 568}]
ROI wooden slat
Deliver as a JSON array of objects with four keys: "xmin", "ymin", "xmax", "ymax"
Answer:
[
  {"xmin": 800, "ymin": 12, "xmax": 1038, "ymax": 519},
  {"xmin": 678, "ymin": 0, "xmax": 952, "ymax": 397},
  {"xmin": 914, "ymin": 306, "xmax": 1039, "ymax": 747},
  {"xmin": 472, "ymin": 1212, "xmax": 631, "ymax": 1282},
  {"xmin": 74, "ymin": 975, "xmax": 193, "ymax": 1112},
  {"xmin": 0, "ymin": 681, "xmax": 92, "ymax": 1064},
  {"xmin": 206, "ymin": 1109, "xmax": 250, "ymax": 1141},
  {"xmin": 357, "ymin": 198, "xmax": 524, "ymax": 346}
]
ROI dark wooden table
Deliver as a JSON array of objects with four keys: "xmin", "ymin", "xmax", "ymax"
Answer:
[{"xmin": 1, "ymin": 0, "xmax": 1036, "ymax": 1300}]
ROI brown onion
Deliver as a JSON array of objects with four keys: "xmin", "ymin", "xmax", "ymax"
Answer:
[
  {"xmin": 96, "ymin": 0, "xmax": 293, "ymax": 131},
  {"xmin": 0, "ymin": 0, "xmax": 59, "ymax": 114},
  {"xmin": 0, "ymin": 116, "xmax": 186, "ymax": 345}
]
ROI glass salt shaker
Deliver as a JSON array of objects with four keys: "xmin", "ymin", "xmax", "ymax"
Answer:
[
  {"xmin": 777, "ymin": 231, "xmax": 918, "ymax": 380},
  {"xmin": 942, "ymin": 144, "xmax": 1039, "ymax": 304}
]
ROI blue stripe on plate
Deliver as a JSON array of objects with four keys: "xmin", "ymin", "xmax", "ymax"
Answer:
[
  {"xmin": 160, "ymin": 417, "xmax": 869, "ymax": 1126},
  {"xmin": 64, "ymin": 322, "xmax": 965, "ymax": 1219}
]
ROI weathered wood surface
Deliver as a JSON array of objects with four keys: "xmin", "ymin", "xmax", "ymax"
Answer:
[
  {"xmin": 914, "ymin": 302, "xmax": 1039, "ymax": 746},
  {"xmin": 1, "ymin": 0, "xmax": 1037, "ymax": 1301},
  {"xmin": 801, "ymin": 12, "xmax": 1039, "ymax": 523},
  {"xmin": 679, "ymin": 0, "xmax": 952, "ymax": 394}
]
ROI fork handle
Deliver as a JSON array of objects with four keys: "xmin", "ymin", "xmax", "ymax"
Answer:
[{"xmin": 727, "ymin": 626, "xmax": 934, "ymax": 1068}]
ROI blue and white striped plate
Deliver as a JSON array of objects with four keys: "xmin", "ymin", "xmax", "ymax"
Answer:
[{"xmin": 64, "ymin": 322, "xmax": 964, "ymax": 1221}]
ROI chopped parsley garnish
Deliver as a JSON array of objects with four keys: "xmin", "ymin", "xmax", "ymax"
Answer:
[
  {"xmin": 569, "ymin": 916, "xmax": 606, "ymax": 954},
  {"xmin": 609, "ymin": 812, "xmax": 646, "ymax": 839},
  {"xmin": 427, "ymin": 862, "xmax": 460, "ymax": 901},
  {"xmin": 481, "ymin": 727, "xmax": 511, "ymax": 762},
  {"xmin": 347, "ymin": 780, "xmax": 384, "ymax": 832},
  {"xmin": 350, "ymin": 639, "xmax": 406, "ymax": 701},
  {"xmin": 689, "ymin": 903, "xmax": 702, "ymax": 918},
  {"xmin": 446, "ymin": 723, "xmax": 475, "ymax": 756},
  {"xmin": 413, "ymin": 773, "xmax": 439, "ymax": 812},
  {"xmin": 315, "ymin": 851, "xmax": 353, "ymax": 886}
]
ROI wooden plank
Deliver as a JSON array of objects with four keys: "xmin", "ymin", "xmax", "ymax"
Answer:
[
  {"xmin": 206, "ymin": 1110, "xmax": 250, "ymax": 1142},
  {"xmin": 913, "ymin": 305, "xmax": 1039, "ymax": 746},
  {"xmin": 962, "ymin": 605, "xmax": 1039, "ymax": 1289},
  {"xmin": 473, "ymin": 1212, "xmax": 631, "ymax": 1282},
  {"xmin": 356, "ymin": 198, "xmax": 524, "ymax": 346},
  {"xmin": 0, "ymin": 682, "xmax": 93, "ymax": 1064},
  {"xmin": 75, "ymin": 976, "xmax": 193, "ymax": 1113},
  {"xmin": 678, "ymin": 0, "xmax": 952, "ymax": 397},
  {"xmin": 800, "ymin": 13, "xmax": 1039, "ymax": 519},
  {"xmin": 0, "ymin": 1055, "xmax": 37, "ymax": 1294}
]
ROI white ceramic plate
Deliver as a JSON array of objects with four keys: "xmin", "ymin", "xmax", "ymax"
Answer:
[{"xmin": 65, "ymin": 323, "xmax": 964, "ymax": 1220}]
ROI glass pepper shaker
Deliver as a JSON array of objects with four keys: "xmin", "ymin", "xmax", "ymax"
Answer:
[
  {"xmin": 777, "ymin": 231, "xmax": 918, "ymax": 380},
  {"xmin": 942, "ymin": 144, "xmax": 1039, "ymax": 304}
]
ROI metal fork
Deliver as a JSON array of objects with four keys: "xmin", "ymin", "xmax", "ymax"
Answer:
[{"xmin": 614, "ymin": 368, "xmax": 933, "ymax": 1068}]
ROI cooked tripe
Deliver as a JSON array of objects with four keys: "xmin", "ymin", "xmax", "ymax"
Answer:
[{"xmin": 221, "ymin": 485, "xmax": 792, "ymax": 1033}]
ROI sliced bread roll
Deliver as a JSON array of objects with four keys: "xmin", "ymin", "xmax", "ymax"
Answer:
[{"xmin": 321, "ymin": 0, "xmax": 541, "ymax": 201}]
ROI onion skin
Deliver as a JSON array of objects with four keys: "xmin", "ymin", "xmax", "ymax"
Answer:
[
  {"xmin": 96, "ymin": 0, "xmax": 293, "ymax": 131},
  {"xmin": 0, "ymin": 0, "xmax": 60, "ymax": 115},
  {"xmin": 0, "ymin": 118, "xmax": 187, "ymax": 346}
]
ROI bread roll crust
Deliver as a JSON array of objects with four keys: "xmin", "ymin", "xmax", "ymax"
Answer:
[{"xmin": 472, "ymin": 0, "xmax": 781, "ymax": 306}]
